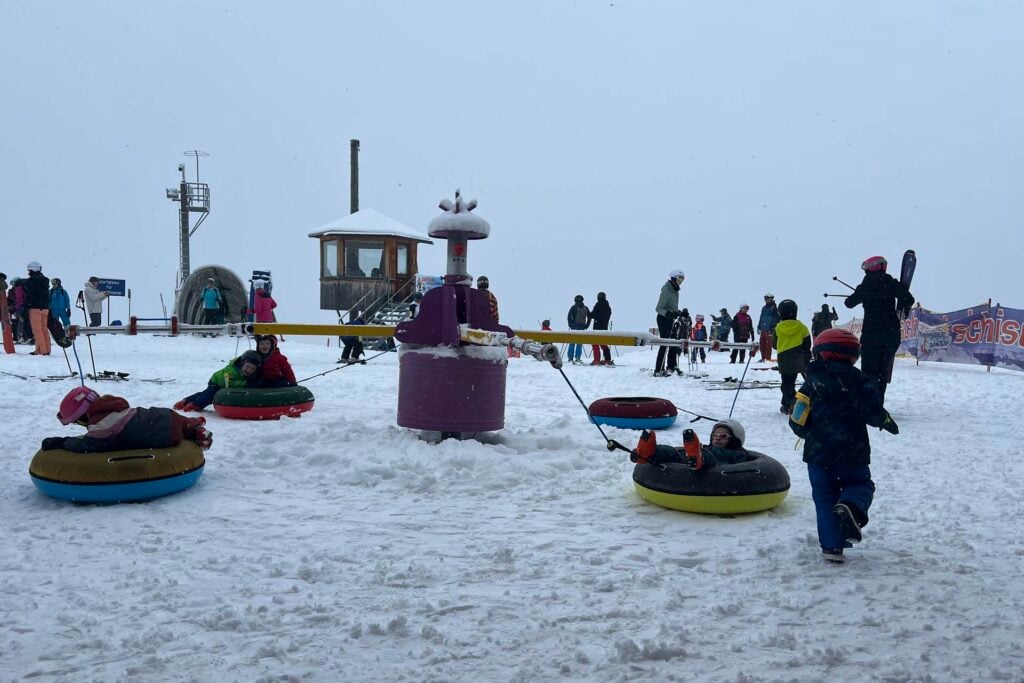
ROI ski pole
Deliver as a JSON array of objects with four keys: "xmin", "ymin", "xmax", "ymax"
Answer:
[
  {"xmin": 86, "ymin": 335, "xmax": 97, "ymax": 377},
  {"xmin": 832, "ymin": 276, "xmax": 855, "ymax": 291},
  {"xmin": 61, "ymin": 346, "xmax": 74, "ymax": 376},
  {"xmin": 728, "ymin": 345, "xmax": 755, "ymax": 418},
  {"xmin": 824, "ymin": 293, "xmax": 848, "ymax": 298}
]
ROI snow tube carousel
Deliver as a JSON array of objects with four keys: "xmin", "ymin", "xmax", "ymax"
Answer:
[
  {"xmin": 212, "ymin": 385, "xmax": 315, "ymax": 420},
  {"xmin": 589, "ymin": 397, "xmax": 677, "ymax": 430},
  {"xmin": 29, "ymin": 442, "xmax": 205, "ymax": 504},
  {"xmin": 633, "ymin": 450, "xmax": 789, "ymax": 514}
]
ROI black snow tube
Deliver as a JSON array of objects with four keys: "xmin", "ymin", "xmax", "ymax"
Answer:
[{"xmin": 633, "ymin": 450, "xmax": 790, "ymax": 514}]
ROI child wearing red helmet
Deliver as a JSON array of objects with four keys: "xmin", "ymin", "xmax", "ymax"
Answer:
[
  {"xmin": 789, "ymin": 329, "xmax": 899, "ymax": 563},
  {"xmin": 42, "ymin": 386, "xmax": 212, "ymax": 453}
]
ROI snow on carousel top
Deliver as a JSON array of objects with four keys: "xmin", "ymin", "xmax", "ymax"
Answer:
[
  {"xmin": 427, "ymin": 190, "xmax": 490, "ymax": 240},
  {"xmin": 307, "ymin": 208, "xmax": 433, "ymax": 243}
]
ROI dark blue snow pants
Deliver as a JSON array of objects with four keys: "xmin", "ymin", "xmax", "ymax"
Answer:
[{"xmin": 807, "ymin": 461, "xmax": 876, "ymax": 551}]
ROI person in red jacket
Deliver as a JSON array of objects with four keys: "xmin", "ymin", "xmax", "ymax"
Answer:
[
  {"xmin": 252, "ymin": 334, "xmax": 297, "ymax": 387},
  {"xmin": 730, "ymin": 304, "xmax": 755, "ymax": 364},
  {"xmin": 41, "ymin": 386, "xmax": 212, "ymax": 452}
]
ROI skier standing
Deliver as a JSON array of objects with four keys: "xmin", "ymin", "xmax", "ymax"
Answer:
[
  {"xmin": 590, "ymin": 292, "xmax": 613, "ymax": 366},
  {"xmin": 756, "ymin": 294, "xmax": 780, "ymax": 362},
  {"xmin": 811, "ymin": 304, "xmax": 839, "ymax": 339},
  {"xmin": 566, "ymin": 295, "xmax": 591, "ymax": 365},
  {"xmin": 654, "ymin": 270, "xmax": 685, "ymax": 376},
  {"xmin": 843, "ymin": 256, "xmax": 914, "ymax": 402},
  {"xmin": 730, "ymin": 304, "xmax": 754, "ymax": 364}
]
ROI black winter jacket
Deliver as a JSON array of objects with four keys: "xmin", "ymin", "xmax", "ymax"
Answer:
[
  {"xmin": 789, "ymin": 360, "xmax": 890, "ymax": 467},
  {"xmin": 24, "ymin": 271, "xmax": 51, "ymax": 309},
  {"xmin": 844, "ymin": 272, "xmax": 913, "ymax": 344},
  {"xmin": 591, "ymin": 300, "xmax": 612, "ymax": 330},
  {"xmin": 567, "ymin": 303, "xmax": 591, "ymax": 330}
]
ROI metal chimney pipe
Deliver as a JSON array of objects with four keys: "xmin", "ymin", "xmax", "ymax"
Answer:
[{"xmin": 350, "ymin": 139, "xmax": 360, "ymax": 214}]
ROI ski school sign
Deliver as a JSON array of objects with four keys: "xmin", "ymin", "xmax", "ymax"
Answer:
[{"xmin": 899, "ymin": 303, "xmax": 1024, "ymax": 372}]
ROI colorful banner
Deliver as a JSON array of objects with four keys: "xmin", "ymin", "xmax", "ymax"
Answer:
[{"xmin": 900, "ymin": 303, "xmax": 1024, "ymax": 372}]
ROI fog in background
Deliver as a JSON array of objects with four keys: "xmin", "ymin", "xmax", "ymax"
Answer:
[{"xmin": 2, "ymin": 1, "xmax": 1020, "ymax": 334}]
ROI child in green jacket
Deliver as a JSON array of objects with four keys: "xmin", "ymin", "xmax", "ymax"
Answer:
[{"xmin": 174, "ymin": 350, "xmax": 262, "ymax": 412}]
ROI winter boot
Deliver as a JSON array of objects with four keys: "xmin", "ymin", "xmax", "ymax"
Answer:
[
  {"xmin": 822, "ymin": 548, "xmax": 845, "ymax": 563},
  {"xmin": 833, "ymin": 503, "xmax": 863, "ymax": 543},
  {"xmin": 682, "ymin": 429, "xmax": 703, "ymax": 470},
  {"xmin": 630, "ymin": 429, "xmax": 657, "ymax": 464},
  {"xmin": 193, "ymin": 426, "xmax": 213, "ymax": 450}
]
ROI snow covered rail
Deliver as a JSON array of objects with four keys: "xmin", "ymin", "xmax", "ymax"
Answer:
[
  {"xmin": 249, "ymin": 323, "xmax": 757, "ymax": 351},
  {"xmin": 67, "ymin": 319, "xmax": 757, "ymax": 355}
]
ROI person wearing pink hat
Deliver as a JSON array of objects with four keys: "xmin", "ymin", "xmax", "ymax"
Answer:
[{"xmin": 41, "ymin": 386, "xmax": 212, "ymax": 453}]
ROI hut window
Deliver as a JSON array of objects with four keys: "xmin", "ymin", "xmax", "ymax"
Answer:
[
  {"xmin": 345, "ymin": 240, "xmax": 385, "ymax": 278},
  {"xmin": 397, "ymin": 245, "xmax": 409, "ymax": 276},
  {"xmin": 322, "ymin": 240, "xmax": 339, "ymax": 277}
]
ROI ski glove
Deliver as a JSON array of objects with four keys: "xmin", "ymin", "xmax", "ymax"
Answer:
[
  {"xmin": 881, "ymin": 415, "xmax": 899, "ymax": 435},
  {"xmin": 41, "ymin": 437, "xmax": 67, "ymax": 451}
]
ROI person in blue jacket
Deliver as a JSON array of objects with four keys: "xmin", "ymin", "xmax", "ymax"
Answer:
[
  {"xmin": 48, "ymin": 277, "xmax": 72, "ymax": 328},
  {"xmin": 200, "ymin": 278, "xmax": 223, "ymax": 325}
]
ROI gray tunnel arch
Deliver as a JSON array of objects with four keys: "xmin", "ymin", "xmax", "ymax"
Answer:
[{"xmin": 174, "ymin": 265, "xmax": 248, "ymax": 325}]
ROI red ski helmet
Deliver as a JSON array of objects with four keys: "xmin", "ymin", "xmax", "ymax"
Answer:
[
  {"xmin": 861, "ymin": 256, "xmax": 887, "ymax": 273},
  {"xmin": 813, "ymin": 328, "xmax": 861, "ymax": 363},
  {"xmin": 57, "ymin": 386, "xmax": 99, "ymax": 425}
]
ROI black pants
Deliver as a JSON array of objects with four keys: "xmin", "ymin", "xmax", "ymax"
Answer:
[
  {"xmin": 201, "ymin": 309, "xmax": 219, "ymax": 325},
  {"xmin": 730, "ymin": 344, "xmax": 748, "ymax": 364},
  {"xmin": 88, "ymin": 312, "xmax": 102, "ymax": 327},
  {"xmin": 341, "ymin": 339, "xmax": 364, "ymax": 360},
  {"xmin": 655, "ymin": 315, "xmax": 679, "ymax": 372},
  {"xmin": 860, "ymin": 337, "xmax": 899, "ymax": 401},
  {"xmin": 780, "ymin": 372, "xmax": 798, "ymax": 411}
]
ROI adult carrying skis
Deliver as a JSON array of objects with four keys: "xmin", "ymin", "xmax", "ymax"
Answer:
[{"xmin": 843, "ymin": 255, "xmax": 914, "ymax": 403}]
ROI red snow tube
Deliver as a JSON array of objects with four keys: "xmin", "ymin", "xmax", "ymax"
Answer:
[
  {"xmin": 588, "ymin": 396, "xmax": 678, "ymax": 430},
  {"xmin": 212, "ymin": 386, "xmax": 315, "ymax": 420}
]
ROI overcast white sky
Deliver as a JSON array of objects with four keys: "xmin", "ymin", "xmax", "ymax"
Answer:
[{"xmin": 2, "ymin": 1, "xmax": 1020, "ymax": 333}]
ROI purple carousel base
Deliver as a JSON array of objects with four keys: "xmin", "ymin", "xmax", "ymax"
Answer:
[{"xmin": 397, "ymin": 348, "xmax": 507, "ymax": 432}]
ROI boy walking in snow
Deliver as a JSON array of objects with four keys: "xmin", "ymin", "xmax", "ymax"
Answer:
[
  {"xmin": 772, "ymin": 299, "xmax": 811, "ymax": 414},
  {"xmin": 788, "ymin": 328, "xmax": 899, "ymax": 563}
]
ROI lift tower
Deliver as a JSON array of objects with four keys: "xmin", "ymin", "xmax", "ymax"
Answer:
[{"xmin": 165, "ymin": 150, "xmax": 211, "ymax": 288}]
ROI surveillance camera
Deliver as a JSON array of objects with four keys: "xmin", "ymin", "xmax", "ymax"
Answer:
[{"xmin": 178, "ymin": 163, "xmax": 185, "ymax": 172}]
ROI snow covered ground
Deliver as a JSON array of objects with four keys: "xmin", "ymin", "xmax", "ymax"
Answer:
[{"xmin": 2, "ymin": 334, "xmax": 1023, "ymax": 681}]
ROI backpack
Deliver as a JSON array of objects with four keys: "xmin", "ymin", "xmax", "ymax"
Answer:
[{"xmin": 574, "ymin": 305, "xmax": 589, "ymax": 326}]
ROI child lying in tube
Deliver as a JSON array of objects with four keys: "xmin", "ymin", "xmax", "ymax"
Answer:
[
  {"xmin": 41, "ymin": 386, "xmax": 213, "ymax": 453},
  {"xmin": 630, "ymin": 419, "xmax": 754, "ymax": 470}
]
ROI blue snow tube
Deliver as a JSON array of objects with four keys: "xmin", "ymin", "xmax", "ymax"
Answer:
[{"xmin": 588, "ymin": 397, "xmax": 677, "ymax": 430}]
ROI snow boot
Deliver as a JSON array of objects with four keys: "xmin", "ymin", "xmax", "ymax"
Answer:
[
  {"xmin": 630, "ymin": 429, "xmax": 657, "ymax": 464},
  {"xmin": 193, "ymin": 426, "xmax": 213, "ymax": 450},
  {"xmin": 833, "ymin": 503, "xmax": 863, "ymax": 543},
  {"xmin": 682, "ymin": 429, "xmax": 703, "ymax": 470},
  {"xmin": 822, "ymin": 548, "xmax": 845, "ymax": 563}
]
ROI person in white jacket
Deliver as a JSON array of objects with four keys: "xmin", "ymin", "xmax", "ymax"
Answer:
[{"xmin": 82, "ymin": 277, "xmax": 108, "ymax": 327}]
